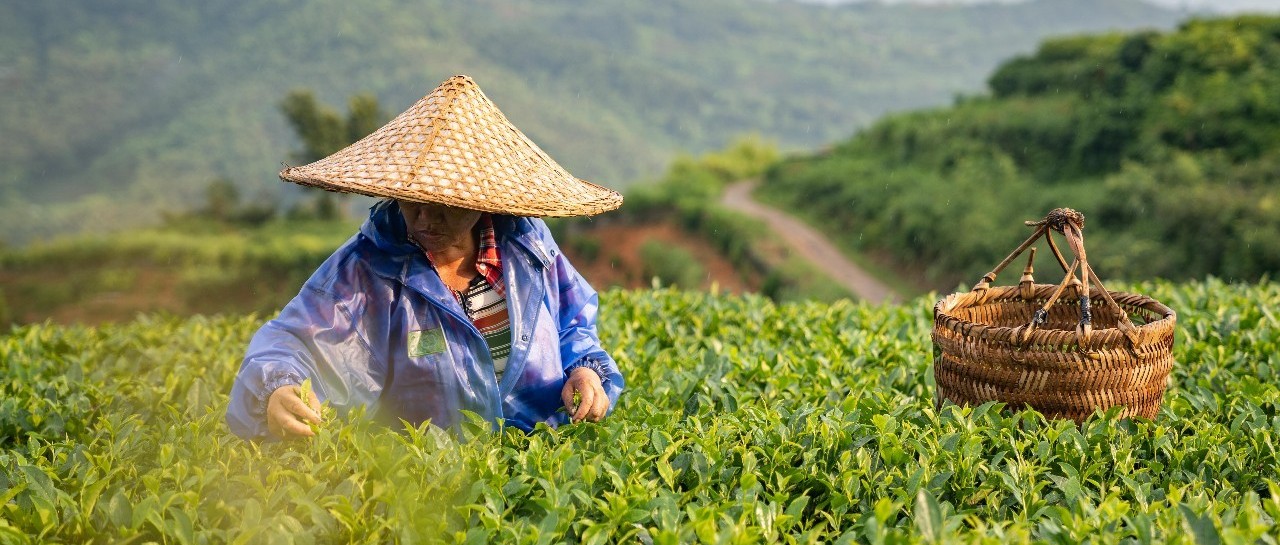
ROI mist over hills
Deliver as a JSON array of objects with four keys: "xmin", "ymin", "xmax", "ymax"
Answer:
[
  {"xmin": 791, "ymin": 0, "xmax": 1280, "ymax": 14},
  {"xmin": 0, "ymin": 0, "xmax": 1182, "ymax": 243}
]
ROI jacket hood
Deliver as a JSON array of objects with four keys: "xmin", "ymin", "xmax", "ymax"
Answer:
[{"xmin": 360, "ymin": 199, "xmax": 421, "ymax": 256}]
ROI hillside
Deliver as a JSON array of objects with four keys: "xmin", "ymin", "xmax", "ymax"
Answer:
[
  {"xmin": 0, "ymin": 217, "xmax": 768, "ymax": 326},
  {"xmin": 3, "ymin": 281, "xmax": 1279, "ymax": 540},
  {"xmin": 0, "ymin": 0, "xmax": 1184, "ymax": 244},
  {"xmin": 0, "ymin": 137, "xmax": 833, "ymax": 327},
  {"xmin": 759, "ymin": 15, "xmax": 1280, "ymax": 288}
]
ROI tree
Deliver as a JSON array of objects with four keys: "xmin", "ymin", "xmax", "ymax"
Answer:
[
  {"xmin": 279, "ymin": 90, "xmax": 389, "ymax": 219},
  {"xmin": 203, "ymin": 177, "xmax": 240, "ymax": 222}
]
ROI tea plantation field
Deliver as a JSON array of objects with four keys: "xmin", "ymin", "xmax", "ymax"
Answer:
[{"xmin": 2, "ymin": 280, "xmax": 1278, "ymax": 543}]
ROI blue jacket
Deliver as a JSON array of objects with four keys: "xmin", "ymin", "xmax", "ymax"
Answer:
[{"xmin": 226, "ymin": 200, "xmax": 624, "ymax": 440}]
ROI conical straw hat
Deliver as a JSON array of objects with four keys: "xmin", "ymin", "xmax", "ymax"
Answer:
[{"xmin": 279, "ymin": 75, "xmax": 622, "ymax": 217}]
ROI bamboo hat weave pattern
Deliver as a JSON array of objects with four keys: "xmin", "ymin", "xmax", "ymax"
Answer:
[{"xmin": 279, "ymin": 75, "xmax": 622, "ymax": 217}]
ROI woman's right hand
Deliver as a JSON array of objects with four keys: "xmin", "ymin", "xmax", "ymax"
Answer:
[{"xmin": 266, "ymin": 384, "xmax": 323, "ymax": 439}]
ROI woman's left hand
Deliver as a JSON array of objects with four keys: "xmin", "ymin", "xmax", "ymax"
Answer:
[{"xmin": 561, "ymin": 367, "xmax": 610, "ymax": 423}]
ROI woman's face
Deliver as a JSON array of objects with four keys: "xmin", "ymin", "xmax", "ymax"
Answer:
[{"xmin": 398, "ymin": 200, "xmax": 482, "ymax": 251}]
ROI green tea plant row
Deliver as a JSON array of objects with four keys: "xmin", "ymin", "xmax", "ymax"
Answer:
[{"xmin": 1, "ymin": 279, "xmax": 1278, "ymax": 543}]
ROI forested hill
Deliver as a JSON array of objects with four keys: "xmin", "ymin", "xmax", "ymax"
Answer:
[
  {"xmin": 0, "ymin": 0, "xmax": 1183, "ymax": 244},
  {"xmin": 759, "ymin": 15, "xmax": 1280, "ymax": 288}
]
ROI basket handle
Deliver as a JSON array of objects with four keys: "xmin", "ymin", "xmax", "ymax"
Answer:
[
  {"xmin": 969, "ymin": 209, "xmax": 1078, "ymax": 295},
  {"xmin": 973, "ymin": 208, "xmax": 1140, "ymax": 348}
]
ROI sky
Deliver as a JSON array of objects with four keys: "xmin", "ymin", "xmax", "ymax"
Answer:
[
  {"xmin": 1142, "ymin": 0, "xmax": 1280, "ymax": 11},
  {"xmin": 792, "ymin": 0, "xmax": 1280, "ymax": 13}
]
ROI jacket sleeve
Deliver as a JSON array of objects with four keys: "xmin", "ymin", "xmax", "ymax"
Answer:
[
  {"xmin": 225, "ymin": 264, "xmax": 386, "ymax": 440},
  {"xmin": 534, "ymin": 221, "xmax": 625, "ymax": 408}
]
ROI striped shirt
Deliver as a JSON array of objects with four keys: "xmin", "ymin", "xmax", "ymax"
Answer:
[
  {"xmin": 422, "ymin": 214, "xmax": 511, "ymax": 378},
  {"xmin": 456, "ymin": 275, "xmax": 511, "ymax": 377}
]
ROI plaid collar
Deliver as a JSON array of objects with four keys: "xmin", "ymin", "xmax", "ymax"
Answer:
[{"xmin": 474, "ymin": 214, "xmax": 505, "ymax": 296}]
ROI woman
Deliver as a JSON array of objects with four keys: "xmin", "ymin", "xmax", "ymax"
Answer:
[{"xmin": 226, "ymin": 76, "xmax": 624, "ymax": 440}]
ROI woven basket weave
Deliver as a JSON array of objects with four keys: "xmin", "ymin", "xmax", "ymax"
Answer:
[
  {"xmin": 932, "ymin": 208, "xmax": 1176, "ymax": 422},
  {"xmin": 279, "ymin": 75, "xmax": 622, "ymax": 217}
]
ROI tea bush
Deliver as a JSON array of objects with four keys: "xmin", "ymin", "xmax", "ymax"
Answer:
[{"xmin": 1, "ymin": 279, "xmax": 1278, "ymax": 543}]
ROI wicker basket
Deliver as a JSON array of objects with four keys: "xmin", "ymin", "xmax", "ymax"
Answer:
[{"xmin": 932, "ymin": 208, "xmax": 1176, "ymax": 422}]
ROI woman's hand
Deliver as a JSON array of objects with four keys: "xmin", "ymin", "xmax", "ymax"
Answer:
[
  {"xmin": 266, "ymin": 384, "xmax": 322, "ymax": 439},
  {"xmin": 561, "ymin": 367, "xmax": 610, "ymax": 423}
]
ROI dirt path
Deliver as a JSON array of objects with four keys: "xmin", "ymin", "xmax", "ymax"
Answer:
[{"xmin": 721, "ymin": 181, "xmax": 899, "ymax": 304}]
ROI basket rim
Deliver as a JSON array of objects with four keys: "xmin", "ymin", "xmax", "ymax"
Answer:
[{"xmin": 933, "ymin": 283, "xmax": 1175, "ymax": 345}]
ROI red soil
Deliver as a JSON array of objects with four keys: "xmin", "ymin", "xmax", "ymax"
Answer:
[{"xmin": 561, "ymin": 221, "xmax": 759, "ymax": 294}]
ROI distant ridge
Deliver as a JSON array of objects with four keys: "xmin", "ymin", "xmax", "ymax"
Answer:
[
  {"xmin": 760, "ymin": 14, "xmax": 1280, "ymax": 285},
  {"xmin": 786, "ymin": 0, "xmax": 1277, "ymax": 15},
  {"xmin": 0, "ymin": 0, "xmax": 1181, "ymax": 243}
]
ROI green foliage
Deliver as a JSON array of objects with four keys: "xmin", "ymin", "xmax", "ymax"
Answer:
[
  {"xmin": 0, "ymin": 219, "xmax": 357, "ymax": 323},
  {"xmin": 280, "ymin": 90, "xmax": 388, "ymax": 165},
  {"xmin": 311, "ymin": 193, "xmax": 342, "ymax": 223},
  {"xmin": 761, "ymin": 16, "xmax": 1280, "ymax": 288},
  {"xmin": 279, "ymin": 90, "xmax": 348, "ymax": 165},
  {"xmin": 621, "ymin": 136, "xmax": 851, "ymax": 302},
  {"xmin": 163, "ymin": 178, "xmax": 279, "ymax": 228},
  {"xmin": 639, "ymin": 240, "xmax": 705, "ymax": 289},
  {"xmin": 696, "ymin": 134, "xmax": 781, "ymax": 184},
  {"xmin": 568, "ymin": 237, "xmax": 602, "ymax": 264},
  {"xmin": 0, "ymin": 0, "xmax": 1183, "ymax": 244},
  {"xmin": 277, "ymin": 90, "xmax": 389, "ymax": 222},
  {"xmin": 203, "ymin": 178, "xmax": 242, "ymax": 223},
  {"xmin": 2, "ymin": 279, "xmax": 1279, "ymax": 541},
  {"xmin": 344, "ymin": 95, "xmax": 387, "ymax": 156}
]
